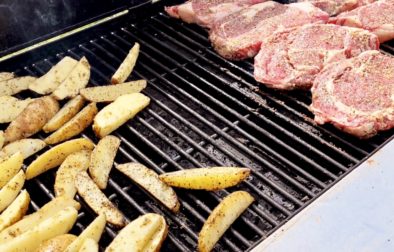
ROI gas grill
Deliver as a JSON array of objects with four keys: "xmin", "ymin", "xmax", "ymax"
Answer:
[{"xmin": 0, "ymin": 1, "xmax": 393, "ymax": 251}]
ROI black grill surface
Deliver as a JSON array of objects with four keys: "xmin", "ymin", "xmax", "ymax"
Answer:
[{"xmin": 0, "ymin": 2, "xmax": 393, "ymax": 252}]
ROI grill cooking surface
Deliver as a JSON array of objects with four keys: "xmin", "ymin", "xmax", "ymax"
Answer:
[{"xmin": 1, "ymin": 2, "xmax": 393, "ymax": 251}]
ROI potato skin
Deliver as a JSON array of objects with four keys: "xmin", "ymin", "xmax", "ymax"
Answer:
[{"xmin": 4, "ymin": 96, "xmax": 59, "ymax": 144}]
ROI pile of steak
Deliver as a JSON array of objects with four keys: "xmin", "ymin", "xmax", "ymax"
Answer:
[
  {"xmin": 209, "ymin": 1, "xmax": 329, "ymax": 60},
  {"xmin": 165, "ymin": 0, "xmax": 267, "ymax": 28},
  {"xmin": 331, "ymin": 0, "xmax": 394, "ymax": 42},
  {"xmin": 254, "ymin": 24, "xmax": 379, "ymax": 90},
  {"xmin": 297, "ymin": 0, "xmax": 376, "ymax": 16},
  {"xmin": 310, "ymin": 51, "xmax": 394, "ymax": 138}
]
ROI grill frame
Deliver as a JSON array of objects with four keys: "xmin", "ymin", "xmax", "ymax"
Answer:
[{"xmin": 0, "ymin": 2, "xmax": 393, "ymax": 251}]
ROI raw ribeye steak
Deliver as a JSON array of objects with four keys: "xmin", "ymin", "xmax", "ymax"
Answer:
[
  {"xmin": 209, "ymin": 1, "xmax": 329, "ymax": 60},
  {"xmin": 165, "ymin": 0, "xmax": 267, "ymax": 28},
  {"xmin": 297, "ymin": 0, "xmax": 376, "ymax": 16},
  {"xmin": 331, "ymin": 0, "xmax": 394, "ymax": 42},
  {"xmin": 310, "ymin": 50, "xmax": 394, "ymax": 138},
  {"xmin": 254, "ymin": 24, "xmax": 379, "ymax": 90}
]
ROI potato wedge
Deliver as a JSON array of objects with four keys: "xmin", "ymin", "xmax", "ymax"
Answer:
[
  {"xmin": 52, "ymin": 57, "xmax": 90, "ymax": 100},
  {"xmin": 0, "ymin": 76, "xmax": 37, "ymax": 96},
  {"xmin": 0, "ymin": 170, "xmax": 25, "ymax": 212},
  {"xmin": 26, "ymin": 138, "xmax": 94, "ymax": 180},
  {"xmin": 4, "ymin": 96, "xmax": 59, "ymax": 144},
  {"xmin": 111, "ymin": 43, "xmax": 140, "ymax": 84},
  {"xmin": 43, "ymin": 95, "xmax": 85, "ymax": 133},
  {"xmin": 116, "ymin": 163, "xmax": 180, "ymax": 213},
  {"xmin": 36, "ymin": 234, "xmax": 77, "ymax": 252},
  {"xmin": 0, "ymin": 96, "xmax": 34, "ymax": 123},
  {"xmin": 45, "ymin": 103, "xmax": 97, "ymax": 145},
  {"xmin": 65, "ymin": 214, "xmax": 106, "ymax": 252},
  {"xmin": 55, "ymin": 150, "xmax": 91, "ymax": 198},
  {"xmin": 198, "ymin": 191, "xmax": 254, "ymax": 252},
  {"xmin": 0, "ymin": 207, "xmax": 78, "ymax": 251},
  {"xmin": 0, "ymin": 190, "xmax": 30, "ymax": 232},
  {"xmin": 29, "ymin": 56, "xmax": 79, "ymax": 94},
  {"xmin": 159, "ymin": 167, "xmax": 251, "ymax": 191},
  {"xmin": 0, "ymin": 152, "xmax": 23, "ymax": 188},
  {"xmin": 75, "ymin": 171, "xmax": 125, "ymax": 227},
  {"xmin": 0, "ymin": 130, "xmax": 4, "ymax": 150},
  {"xmin": 93, "ymin": 93, "xmax": 150, "ymax": 138},
  {"xmin": 105, "ymin": 213, "xmax": 168, "ymax": 252},
  {"xmin": 0, "ymin": 72, "xmax": 15, "ymax": 82},
  {"xmin": 78, "ymin": 238, "xmax": 98, "ymax": 252},
  {"xmin": 80, "ymin": 80, "xmax": 147, "ymax": 103},
  {"xmin": 1, "ymin": 138, "xmax": 46, "ymax": 159},
  {"xmin": 0, "ymin": 196, "xmax": 80, "ymax": 242},
  {"xmin": 89, "ymin": 135, "xmax": 120, "ymax": 189}
]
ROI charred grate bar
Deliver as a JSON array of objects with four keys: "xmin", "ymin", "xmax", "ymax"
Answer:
[{"xmin": 1, "ymin": 2, "xmax": 393, "ymax": 252}]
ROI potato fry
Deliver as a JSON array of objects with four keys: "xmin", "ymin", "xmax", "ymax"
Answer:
[
  {"xmin": 0, "ymin": 72, "xmax": 14, "ymax": 82},
  {"xmin": 1, "ymin": 138, "xmax": 46, "ymax": 159},
  {"xmin": 52, "ymin": 57, "xmax": 90, "ymax": 100},
  {"xmin": 198, "ymin": 191, "xmax": 254, "ymax": 252},
  {"xmin": 0, "ymin": 76, "xmax": 36, "ymax": 96},
  {"xmin": 80, "ymin": 80, "xmax": 147, "ymax": 103},
  {"xmin": 75, "ymin": 171, "xmax": 125, "ymax": 227},
  {"xmin": 4, "ymin": 96, "xmax": 59, "ymax": 144},
  {"xmin": 55, "ymin": 150, "xmax": 91, "ymax": 198},
  {"xmin": 25, "ymin": 138, "xmax": 94, "ymax": 180},
  {"xmin": 159, "ymin": 167, "xmax": 251, "ymax": 191},
  {"xmin": 78, "ymin": 238, "xmax": 98, "ymax": 252},
  {"xmin": 111, "ymin": 43, "xmax": 140, "ymax": 84},
  {"xmin": 0, "ymin": 152, "xmax": 23, "ymax": 188},
  {"xmin": 0, "ymin": 207, "xmax": 78, "ymax": 251},
  {"xmin": 116, "ymin": 163, "xmax": 180, "ymax": 213},
  {"xmin": 43, "ymin": 95, "xmax": 85, "ymax": 133},
  {"xmin": 89, "ymin": 135, "xmax": 120, "ymax": 189},
  {"xmin": 0, "ymin": 96, "xmax": 34, "ymax": 123},
  {"xmin": 93, "ymin": 93, "xmax": 150, "ymax": 138},
  {"xmin": 64, "ymin": 214, "xmax": 106, "ymax": 252},
  {"xmin": 36, "ymin": 234, "xmax": 77, "ymax": 252},
  {"xmin": 0, "ymin": 190, "xmax": 30, "ymax": 232},
  {"xmin": 29, "ymin": 56, "xmax": 78, "ymax": 94},
  {"xmin": 105, "ymin": 213, "xmax": 167, "ymax": 252},
  {"xmin": 45, "ymin": 103, "xmax": 98, "ymax": 145},
  {"xmin": 0, "ymin": 196, "xmax": 80, "ymax": 242},
  {"xmin": 0, "ymin": 170, "xmax": 25, "ymax": 212}
]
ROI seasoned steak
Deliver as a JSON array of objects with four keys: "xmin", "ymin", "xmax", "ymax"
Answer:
[
  {"xmin": 254, "ymin": 24, "xmax": 379, "ymax": 90},
  {"xmin": 310, "ymin": 50, "xmax": 394, "ymax": 138},
  {"xmin": 298, "ymin": 0, "xmax": 376, "ymax": 16},
  {"xmin": 209, "ymin": 1, "xmax": 329, "ymax": 60},
  {"xmin": 165, "ymin": 0, "xmax": 267, "ymax": 28},
  {"xmin": 331, "ymin": 0, "xmax": 394, "ymax": 42}
]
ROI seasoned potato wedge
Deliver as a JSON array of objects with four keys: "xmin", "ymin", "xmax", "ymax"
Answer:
[
  {"xmin": 93, "ymin": 93, "xmax": 150, "ymax": 138},
  {"xmin": 159, "ymin": 167, "xmax": 251, "ymax": 191},
  {"xmin": 45, "ymin": 103, "xmax": 97, "ymax": 145},
  {"xmin": 65, "ymin": 214, "xmax": 106, "ymax": 252},
  {"xmin": 116, "ymin": 163, "xmax": 180, "ymax": 213},
  {"xmin": 0, "ymin": 190, "xmax": 30, "ymax": 232},
  {"xmin": 80, "ymin": 80, "xmax": 147, "ymax": 103},
  {"xmin": 0, "ymin": 196, "xmax": 80, "ymax": 242},
  {"xmin": 52, "ymin": 57, "xmax": 90, "ymax": 100},
  {"xmin": 29, "ymin": 56, "xmax": 78, "ymax": 94},
  {"xmin": 78, "ymin": 238, "xmax": 98, "ymax": 252},
  {"xmin": 43, "ymin": 95, "xmax": 85, "ymax": 133},
  {"xmin": 25, "ymin": 138, "xmax": 94, "ymax": 180},
  {"xmin": 1, "ymin": 138, "xmax": 46, "ymax": 159},
  {"xmin": 55, "ymin": 150, "xmax": 91, "ymax": 198},
  {"xmin": 111, "ymin": 43, "xmax": 140, "ymax": 84},
  {"xmin": 89, "ymin": 135, "xmax": 120, "ymax": 189},
  {"xmin": 105, "ymin": 213, "xmax": 168, "ymax": 252},
  {"xmin": 36, "ymin": 234, "xmax": 77, "ymax": 252},
  {"xmin": 0, "ymin": 170, "xmax": 25, "ymax": 212},
  {"xmin": 198, "ymin": 191, "xmax": 254, "ymax": 252},
  {"xmin": 75, "ymin": 171, "xmax": 126, "ymax": 227},
  {"xmin": 0, "ymin": 152, "xmax": 23, "ymax": 188},
  {"xmin": 0, "ymin": 131, "xmax": 4, "ymax": 150},
  {"xmin": 0, "ymin": 76, "xmax": 36, "ymax": 96},
  {"xmin": 0, "ymin": 96, "xmax": 34, "ymax": 123},
  {"xmin": 0, "ymin": 72, "xmax": 14, "ymax": 82},
  {"xmin": 4, "ymin": 96, "xmax": 59, "ymax": 144},
  {"xmin": 0, "ymin": 207, "xmax": 78, "ymax": 251}
]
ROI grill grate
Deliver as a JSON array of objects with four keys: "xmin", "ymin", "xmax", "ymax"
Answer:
[{"xmin": 1, "ymin": 2, "xmax": 393, "ymax": 251}]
